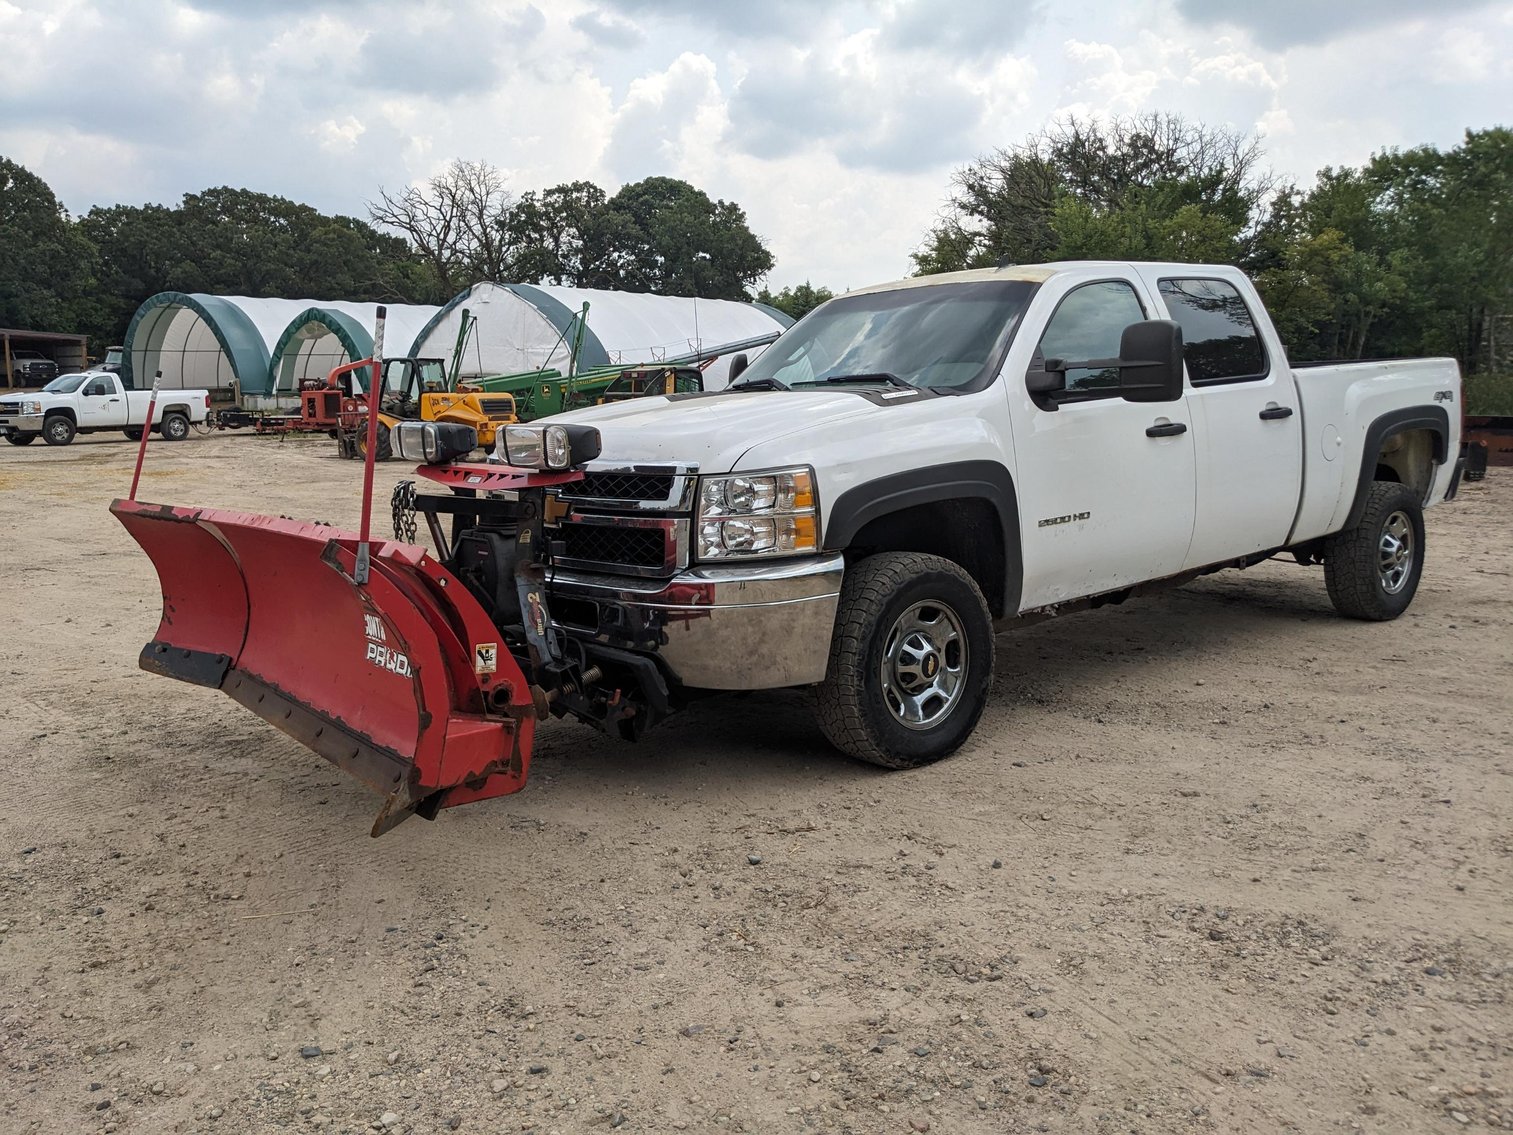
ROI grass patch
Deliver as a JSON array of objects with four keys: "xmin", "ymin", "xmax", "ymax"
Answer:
[{"xmin": 1466, "ymin": 372, "xmax": 1513, "ymax": 416}]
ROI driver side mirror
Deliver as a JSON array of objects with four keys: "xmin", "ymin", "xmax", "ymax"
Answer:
[
  {"xmin": 728, "ymin": 353, "xmax": 749, "ymax": 382},
  {"xmin": 1116, "ymin": 319, "xmax": 1185, "ymax": 403}
]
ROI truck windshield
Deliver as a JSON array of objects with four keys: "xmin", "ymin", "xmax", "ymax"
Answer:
[
  {"xmin": 43, "ymin": 374, "xmax": 88, "ymax": 394},
  {"xmin": 735, "ymin": 280, "xmax": 1039, "ymax": 394}
]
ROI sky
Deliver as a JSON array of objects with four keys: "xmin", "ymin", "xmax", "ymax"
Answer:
[{"xmin": 1, "ymin": 0, "xmax": 1508, "ymax": 292}]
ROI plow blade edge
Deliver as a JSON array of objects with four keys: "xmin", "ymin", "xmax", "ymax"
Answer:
[{"xmin": 111, "ymin": 499, "xmax": 537, "ymax": 834}]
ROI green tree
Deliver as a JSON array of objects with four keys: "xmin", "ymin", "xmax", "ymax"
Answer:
[
  {"xmin": 501, "ymin": 176, "xmax": 775, "ymax": 300},
  {"xmin": 1254, "ymin": 128, "xmax": 1511, "ymax": 371},
  {"xmin": 0, "ymin": 156, "xmax": 98, "ymax": 332},
  {"xmin": 755, "ymin": 281, "xmax": 834, "ymax": 320},
  {"xmin": 602, "ymin": 177, "xmax": 774, "ymax": 299},
  {"xmin": 913, "ymin": 114, "xmax": 1274, "ymax": 273},
  {"xmin": 501, "ymin": 180, "xmax": 640, "ymax": 288}
]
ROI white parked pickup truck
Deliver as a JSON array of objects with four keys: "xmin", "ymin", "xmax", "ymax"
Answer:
[
  {"xmin": 111, "ymin": 259, "xmax": 1470, "ymax": 831},
  {"xmin": 465, "ymin": 260, "xmax": 1465, "ymax": 767},
  {"xmin": 0, "ymin": 371, "xmax": 211, "ymax": 447}
]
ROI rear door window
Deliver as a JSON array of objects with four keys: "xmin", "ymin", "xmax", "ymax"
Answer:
[{"xmin": 1157, "ymin": 278, "xmax": 1268, "ymax": 384}]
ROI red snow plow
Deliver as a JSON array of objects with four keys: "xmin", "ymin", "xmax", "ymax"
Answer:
[
  {"xmin": 115, "ymin": 311, "xmax": 674, "ymax": 834},
  {"xmin": 111, "ymin": 496, "xmax": 549, "ymax": 835}
]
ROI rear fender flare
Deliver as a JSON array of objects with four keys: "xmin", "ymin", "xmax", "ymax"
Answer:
[
  {"xmin": 1343, "ymin": 405, "xmax": 1449, "ymax": 531},
  {"xmin": 824, "ymin": 460, "xmax": 1022, "ymax": 614}
]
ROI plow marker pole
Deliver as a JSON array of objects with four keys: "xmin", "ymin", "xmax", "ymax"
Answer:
[
  {"xmin": 128, "ymin": 371, "xmax": 162, "ymax": 502},
  {"xmin": 356, "ymin": 307, "xmax": 387, "ymax": 584}
]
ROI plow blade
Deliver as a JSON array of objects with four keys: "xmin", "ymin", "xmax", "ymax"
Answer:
[{"xmin": 111, "ymin": 498, "xmax": 537, "ymax": 834}]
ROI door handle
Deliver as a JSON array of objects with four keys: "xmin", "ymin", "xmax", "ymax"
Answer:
[
  {"xmin": 1145, "ymin": 421, "xmax": 1187, "ymax": 437},
  {"xmin": 1259, "ymin": 406, "xmax": 1294, "ymax": 420}
]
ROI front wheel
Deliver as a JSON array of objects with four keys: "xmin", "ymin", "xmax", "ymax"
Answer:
[
  {"xmin": 814, "ymin": 552, "xmax": 994, "ymax": 769},
  {"xmin": 123, "ymin": 427, "xmax": 143, "ymax": 441},
  {"xmin": 358, "ymin": 421, "xmax": 393, "ymax": 461},
  {"xmin": 6, "ymin": 433, "xmax": 35, "ymax": 446},
  {"xmin": 159, "ymin": 412, "xmax": 190, "ymax": 441},
  {"xmin": 1323, "ymin": 481, "xmax": 1425, "ymax": 620},
  {"xmin": 42, "ymin": 415, "xmax": 75, "ymax": 446}
]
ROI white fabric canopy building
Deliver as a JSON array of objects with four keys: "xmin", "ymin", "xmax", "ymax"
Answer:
[
  {"xmin": 121, "ymin": 285, "xmax": 790, "ymax": 403},
  {"xmin": 409, "ymin": 283, "xmax": 792, "ymax": 389},
  {"xmin": 121, "ymin": 294, "xmax": 438, "ymax": 403}
]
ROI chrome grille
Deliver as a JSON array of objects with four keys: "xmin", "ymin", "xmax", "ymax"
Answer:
[{"xmin": 558, "ymin": 472, "xmax": 677, "ymax": 502}]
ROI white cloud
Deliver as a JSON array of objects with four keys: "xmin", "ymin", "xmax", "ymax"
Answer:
[{"xmin": 0, "ymin": 0, "xmax": 1506, "ymax": 291}]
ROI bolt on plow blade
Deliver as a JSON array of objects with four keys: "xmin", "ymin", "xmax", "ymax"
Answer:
[{"xmin": 111, "ymin": 499, "xmax": 537, "ymax": 835}]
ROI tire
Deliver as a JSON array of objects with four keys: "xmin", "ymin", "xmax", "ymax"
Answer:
[
  {"xmin": 1323, "ymin": 481, "xmax": 1425, "ymax": 621},
  {"xmin": 358, "ymin": 421, "xmax": 393, "ymax": 461},
  {"xmin": 159, "ymin": 412, "xmax": 190, "ymax": 441},
  {"xmin": 42, "ymin": 415, "xmax": 75, "ymax": 446},
  {"xmin": 814, "ymin": 552, "xmax": 994, "ymax": 769},
  {"xmin": 123, "ymin": 428, "xmax": 144, "ymax": 441},
  {"xmin": 6, "ymin": 433, "xmax": 35, "ymax": 446}
]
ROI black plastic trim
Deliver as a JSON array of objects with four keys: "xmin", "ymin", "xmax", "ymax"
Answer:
[
  {"xmin": 1343, "ymin": 405, "xmax": 1450, "ymax": 530},
  {"xmin": 825, "ymin": 460, "xmax": 1022, "ymax": 612}
]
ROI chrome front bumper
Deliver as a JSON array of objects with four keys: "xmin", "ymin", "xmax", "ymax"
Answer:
[
  {"xmin": 0, "ymin": 412, "xmax": 43, "ymax": 434},
  {"xmin": 548, "ymin": 554, "xmax": 845, "ymax": 690}
]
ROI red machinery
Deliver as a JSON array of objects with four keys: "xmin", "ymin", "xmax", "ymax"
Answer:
[{"xmin": 244, "ymin": 358, "xmax": 371, "ymax": 437}]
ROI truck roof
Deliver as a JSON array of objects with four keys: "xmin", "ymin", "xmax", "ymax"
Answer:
[{"xmin": 850, "ymin": 260, "xmax": 1246, "ymax": 298}]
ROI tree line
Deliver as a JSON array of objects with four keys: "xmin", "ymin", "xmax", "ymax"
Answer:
[
  {"xmin": 1, "ymin": 116, "xmax": 1507, "ymax": 394},
  {"xmin": 915, "ymin": 115, "xmax": 1511, "ymax": 386},
  {"xmin": 0, "ymin": 160, "xmax": 776, "ymax": 354}
]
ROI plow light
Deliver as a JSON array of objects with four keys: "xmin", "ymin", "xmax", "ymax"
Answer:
[
  {"xmin": 392, "ymin": 420, "xmax": 477, "ymax": 464},
  {"xmin": 501, "ymin": 423, "xmax": 602, "ymax": 470}
]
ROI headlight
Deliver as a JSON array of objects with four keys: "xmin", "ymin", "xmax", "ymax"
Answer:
[
  {"xmin": 21, "ymin": 400, "xmax": 43, "ymax": 415},
  {"xmin": 501, "ymin": 423, "xmax": 602, "ymax": 470},
  {"xmin": 696, "ymin": 467, "xmax": 819, "ymax": 560},
  {"xmin": 391, "ymin": 420, "xmax": 477, "ymax": 464}
]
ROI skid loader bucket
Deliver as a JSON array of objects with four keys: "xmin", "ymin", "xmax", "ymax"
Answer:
[{"xmin": 111, "ymin": 498, "xmax": 537, "ymax": 835}]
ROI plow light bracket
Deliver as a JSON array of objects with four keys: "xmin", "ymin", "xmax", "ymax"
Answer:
[
  {"xmin": 502, "ymin": 423, "xmax": 602, "ymax": 470},
  {"xmin": 392, "ymin": 420, "xmax": 478, "ymax": 464}
]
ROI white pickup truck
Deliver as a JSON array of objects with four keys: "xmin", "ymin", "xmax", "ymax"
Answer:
[
  {"xmin": 1, "ymin": 371, "xmax": 211, "ymax": 447},
  {"xmin": 465, "ymin": 260, "xmax": 1464, "ymax": 767},
  {"xmin": 111, "ymin": 259, "xmax": 1469, "ymax": 831}
]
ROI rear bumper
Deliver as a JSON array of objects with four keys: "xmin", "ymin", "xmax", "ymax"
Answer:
[{"xmin": 548, "ymin": 554, "xmax": 845, "ymax": 690}]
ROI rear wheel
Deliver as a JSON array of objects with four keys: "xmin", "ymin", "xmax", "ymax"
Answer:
[
  {"xmin": 160, "ymin": 412, "xmax": 190, "ymax": 441},
  {"xmin": 6, "ymin": 433, "xmax": 35, "ymax": 446},
  {"xmin": 42, "ymin": 415, "xmax": 75, "ymax": 446},
  {"xmin": 814, "ymin": 552, "xmax": 994, "ymax": 769},
  {"xmin": 1324, "ymin": 481, "xmax": 1425, "ymax": 621}
]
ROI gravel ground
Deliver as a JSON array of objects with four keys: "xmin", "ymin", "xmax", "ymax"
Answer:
[{"xmin": 1, "ymin": 431, "xmax": 1508, "ymax": 1135}]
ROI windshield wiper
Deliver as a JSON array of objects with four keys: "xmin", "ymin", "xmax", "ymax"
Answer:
[
  {"xmin": 728, "ymin": 377, "xmax": 789, "ymax": 392},
  {"xmin": 815, "ymin": 372, "xmax": 932, "ymax": 393}
]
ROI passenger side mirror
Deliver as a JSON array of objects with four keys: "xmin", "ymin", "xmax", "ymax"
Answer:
[
  {"xmin": 1117, "ymin": 320, "xmax": 1185, "ymax": 403},
  {"xmin": 728, "ymin": 353, "xmax": 749, "ymax": 382}
]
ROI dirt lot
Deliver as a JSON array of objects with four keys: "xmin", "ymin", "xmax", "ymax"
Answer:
[{"xmin": 1, "ymin": 431, "xmax": 1508, "ymax": 1135}]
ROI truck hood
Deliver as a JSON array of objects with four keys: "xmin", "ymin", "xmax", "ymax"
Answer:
[{"xmin": 538, "ymin": 389, "xmax": 895, "ymax": 472}]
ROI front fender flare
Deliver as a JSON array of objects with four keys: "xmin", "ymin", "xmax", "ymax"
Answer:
[{"xmin": 824, "ymin": 459, "xmax": 1022, "ymax": 613}]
